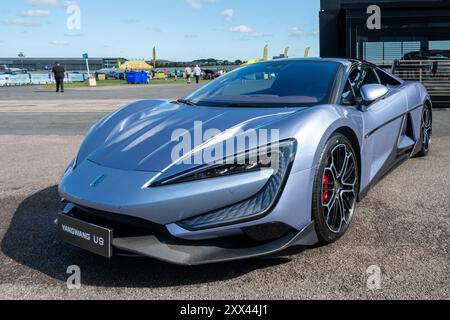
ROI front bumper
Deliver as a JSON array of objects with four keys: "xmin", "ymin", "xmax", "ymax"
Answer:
[
  {"xmin": 58, "ymin": 203, "xmax": 318, "ymax": 265},
  {"xmin": 113, "ymin": 222, "xmax": 318, "ymax": 265},
  {"xmin": 60, "ymin": 157, "xmax": 317, "ymax": 241},
  {"xmin": 59, "ymin": 159, "xmax": 273, "ymax": 227}
]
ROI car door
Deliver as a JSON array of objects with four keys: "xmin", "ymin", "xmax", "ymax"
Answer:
[{"xmin": 343, "ymin": 64, "xmax": 408, "ymax": 190}]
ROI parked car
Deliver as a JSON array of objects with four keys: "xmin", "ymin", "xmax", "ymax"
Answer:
[
  {"xmin": 203, "ymin": 69, "xmax": 220, "ymax": 80},
  {"xmin": 403, "ymin": 50, "xmax": 450, "ymax": 60},
  {"xmin": 57, "ymin": 58, "xmax": 432, "ymax": 265}
]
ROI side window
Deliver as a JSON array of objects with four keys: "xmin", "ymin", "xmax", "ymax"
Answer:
[
  {"xmin": 342, "ymin": 68, "xmax": 363, "ymax": 106},
  {"xmin": 342, "ymin": 79, "xmax": 356, "ymax": 106},
  {"xmin": 341, "ymin": 65, "xmax": 380, "ymax": 106},
  {"xmin": 376, "ymin": 69, "xmax": 402, "ymax": 86},
  {"xmin": 362, "ymin": 66, "xmax": 380, "ymax": 86}
]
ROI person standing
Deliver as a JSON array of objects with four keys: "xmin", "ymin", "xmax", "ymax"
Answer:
[
  {"xmin": 184, "ymin": 65, "xmax": 192, "ymax": 84},
  {"xmin": 193, "ymin": 64, "xmax": 202, "ymax": 84},
  {"xmin": 52, "ymin": 62, "xmax": 66, "ymax": 93}
]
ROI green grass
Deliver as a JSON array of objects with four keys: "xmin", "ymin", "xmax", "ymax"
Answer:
[
  {"xmin": 151, "ymin": 78, "xmax": 211, "ymax": 84},
  {"xmin": 41, "ymin": 78, "xmax": 211, "ymax": 89}
]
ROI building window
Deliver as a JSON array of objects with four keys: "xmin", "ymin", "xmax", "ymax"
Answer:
[
  {"xmin": 353, "ymin": 20, "xmax": 450, "ymax": 65},
  {"xmin": 361, "ymin": 41, "xmax": 421, "ymax": 65}
]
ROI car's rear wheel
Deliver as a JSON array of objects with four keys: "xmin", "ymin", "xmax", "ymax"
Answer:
[
  {"xmin": 312, "ymin": 134, "xmax": 359, "ymax": 243},
  {"xmin": 416, "ymin": 105, "xmax": 432, "ymax": 157}
]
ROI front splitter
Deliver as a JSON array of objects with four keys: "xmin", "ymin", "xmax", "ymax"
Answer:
[{"xmin": 112, "ymin": 222, "xmax": 318, "ymax": 266}]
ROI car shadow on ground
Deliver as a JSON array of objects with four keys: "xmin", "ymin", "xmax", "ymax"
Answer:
[{"xmin": 1, "ymin": 186, "xmax": 305, "ymax": 289}]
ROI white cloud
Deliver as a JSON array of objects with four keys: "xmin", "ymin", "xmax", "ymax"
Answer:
[
  {"xmin": 50, "ymin": 40, "xmax": 69, "ymax": 45},
  {"xmin": 290, "ymin": 26, "xmax": 305, "ymax": 38},
  {"xmin": 26, "ymin": 0, "xmax": 59, "ymax": 6},
  {"xmin": 290, "ymin": 27, "xmax": 319, "ymax": 38},
  {"xmin": 21, "ymin": 10, "xmax": 50, "ymax": 17},
  {"xmin": 185, "ymin": 0, "xmax": 201, "ymax": 9},
  {"xmin": 184, "ymin": 34, "xmax": 198, "ymax": 38},
  {"xmin": 229, "ymin": 25, "xmax": 254, "ymax": 34},
  {"xmin": 221, "ymin": 8, "xmax": 234, "ymax": 21},
  {"xmin": 229, "ymin": 25, "xmax": 266, "ymax": 39},
  {"xmin": 185, "ymin": 0, "xmax": 217, "ymax": 10}
]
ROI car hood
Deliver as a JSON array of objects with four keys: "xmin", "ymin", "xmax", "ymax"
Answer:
[{"xmin": 86, "ymin": 100, "xmax": 304, "ymax": 173}]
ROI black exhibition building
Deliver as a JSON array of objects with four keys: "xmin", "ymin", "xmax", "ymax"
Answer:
[{"xmin": 320, "ymin": 0, "xmax": 450, "ymax": 106}]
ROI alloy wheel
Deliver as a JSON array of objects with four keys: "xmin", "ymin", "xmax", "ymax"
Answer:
[
  {"xmin": 422, "ymin": 107, "xmax": 432, "ymax": 152},
  {"xmin": 321, "ymin": 144, "xmax": 358, "ymax": 234}
]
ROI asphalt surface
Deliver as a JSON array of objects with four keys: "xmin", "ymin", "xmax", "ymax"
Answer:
[
  {"xmin": 0, "ymin": 82, "xmax": 196, "ymax": 100},
  {"xmin": 0, "ymin": 84, "xmax": 449, "ymax": 300}
]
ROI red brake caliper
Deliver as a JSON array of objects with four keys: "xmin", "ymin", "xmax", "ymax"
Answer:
[{"xmin": 322, "ymin": 174, "xmax": 329, "ymax": 203}]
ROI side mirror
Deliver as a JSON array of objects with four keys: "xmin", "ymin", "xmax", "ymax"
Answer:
[{"xmin": 360, "ymin": 84, "xmax": 388, "ymax": 109}]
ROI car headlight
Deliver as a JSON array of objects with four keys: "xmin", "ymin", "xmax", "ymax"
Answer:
[{"xmin": 160, "ymin": 139, "xmax": 297, "ymax": 231}]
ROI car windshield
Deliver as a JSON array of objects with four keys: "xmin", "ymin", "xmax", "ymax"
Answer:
[{"xmin": 184, "ymin": 60, "xmax": 339, "ymax": 107}]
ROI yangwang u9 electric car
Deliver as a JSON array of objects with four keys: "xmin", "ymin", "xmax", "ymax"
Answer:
[{"xmin": 57, "ymin": 58, "xmax": 432, "ymax": 265}]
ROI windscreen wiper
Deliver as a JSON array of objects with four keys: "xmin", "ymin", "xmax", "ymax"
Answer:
[{"xmin": 174, "ymin": 99, "xmax": 197, "ymax": 106}]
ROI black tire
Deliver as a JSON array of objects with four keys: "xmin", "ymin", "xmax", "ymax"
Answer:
[
  {"xmin": 415, "ymin": 105, "xmax": 432, "ymax": 158},
  {"xmin": 312, "ymin": 133, "xmax": 359, "ymax": 244}
]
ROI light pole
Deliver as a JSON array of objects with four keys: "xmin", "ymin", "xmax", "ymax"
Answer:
[{"xmin": 18, "ymin": 52, "xmax": 25, "ymax": 70}]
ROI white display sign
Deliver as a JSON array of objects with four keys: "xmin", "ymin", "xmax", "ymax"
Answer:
[{"xmin": 0, "ymin": 74, "xmax": 9, "ymax": 86}]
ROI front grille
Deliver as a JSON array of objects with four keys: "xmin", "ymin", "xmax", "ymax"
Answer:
[
  {"xmin": 242, "ymin": 222, "xmax": 296, "ymax": 242},
  {"xmin": 72, "ymin": 206, "xmax": 170, "ymax": 238},
  {"xmin": 69, "ymin": 206, "xmax": 294, "ymax": 248}
]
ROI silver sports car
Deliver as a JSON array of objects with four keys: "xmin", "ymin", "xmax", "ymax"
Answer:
[{"xmin": 57, "ymin": 58, "xmax": 432, "ymax": 265}]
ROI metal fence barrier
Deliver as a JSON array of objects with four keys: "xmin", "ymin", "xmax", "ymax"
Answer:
[
  {"xmin": 392, "ymin": 60, "xmax": 450, "ymax": 107},
  {"xmin": 0, "ymin": 73, "xmax": 87, "ymax": 86}
]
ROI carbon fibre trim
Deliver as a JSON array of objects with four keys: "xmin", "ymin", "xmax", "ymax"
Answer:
[{"xmin": 112, "ymin": 222, "xmax": 318, "ymax": 265}]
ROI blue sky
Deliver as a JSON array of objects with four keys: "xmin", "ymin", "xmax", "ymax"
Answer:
[{"xmin": 0, "ymin": 0, "xmax": 320, "ymax": 61}]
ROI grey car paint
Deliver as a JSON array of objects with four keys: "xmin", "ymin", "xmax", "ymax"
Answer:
[{"xmin": 58, "ymin": 58, "xmax": 432, "ymax": 263}]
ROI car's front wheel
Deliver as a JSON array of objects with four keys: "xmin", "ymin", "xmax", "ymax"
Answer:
[{"xmin": 312, "ymin": 134, "xmax": 359, "ymax": 243}]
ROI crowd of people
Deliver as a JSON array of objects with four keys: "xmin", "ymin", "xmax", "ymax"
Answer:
[
  {"xmin": 183, "ymin": 65, "xmax": 202, "ymax": 84},
  {"xmin": 160, "ymin": 65, "xmax": 227, "ymax": 84}
]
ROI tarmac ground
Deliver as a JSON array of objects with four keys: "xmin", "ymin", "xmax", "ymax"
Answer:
[{"xmin": 0, "ymin": 84, "xmax": 448, "ymax": 299}]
